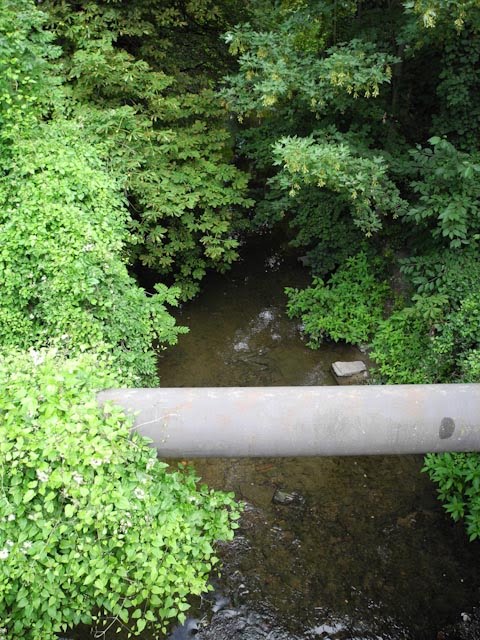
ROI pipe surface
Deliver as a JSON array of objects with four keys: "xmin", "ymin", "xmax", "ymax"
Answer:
[{"xmin": 98, "ymin": 385, "xmax": 480, "ymax": 457}]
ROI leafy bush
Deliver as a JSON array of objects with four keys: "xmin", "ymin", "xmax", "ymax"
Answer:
[
  {"xmin": 273, "ymin": 133, "xmax": 407, "ymax": 236},
  {"xmin": 286, "ymin": 252, "xmax": 389, "ymax": 346},
  {"xmin": 372, "ymin": 250, "xmax": 480, "ymax": 537},
  {"xmin": 222, "ymin": 25, "xmax": 395, "ymax": 118},
  {"xmin": 0, "ymin": 117, "xmax": 186, "ymax": 385},
  {"xmin": 370, "ymin": 306, "xmax": 433, "ymax": 383},
  {"xmin": 0, "ymin": 349, "xmax": 240, "ymax": 640},
  {"xmin": 371, "ymin": 249, "xmax": 480, "ymax": 383},
  {"xmin": 423, "ymin": 452, "xmax": 480, "ymax": 541},
  {"xmin": 406, "ymin": 137, "xmax": 480, "ymax": 248},
  {"xmin": 0, "ymin": 0, "xmax": 60, "ymax": 142},
  {"xmin": 42, "ymin": 0, "xmax": 254, "ymax": 299},
  {"xmin": 0, "ymin": 8, "xmax": 241, "ymax": 637},
  {"xmin": 286, "ymin": 187, "xmax": 363, "ymax": 276}
]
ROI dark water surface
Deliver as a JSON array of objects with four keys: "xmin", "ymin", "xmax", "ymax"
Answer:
[{"xmin": 155, "ymin": 250, "xmax": 480, "ymax": 640}]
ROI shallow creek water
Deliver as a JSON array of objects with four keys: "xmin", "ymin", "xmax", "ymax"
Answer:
[{"xmin": 154, "ymin": 249, "xmax": 480, "ymax": 640}]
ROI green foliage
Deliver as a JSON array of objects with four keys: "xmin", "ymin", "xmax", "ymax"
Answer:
[
  {"xmin": 429, "ymin": 294, "xmax": 480, "ymax": 381},
  {"xmin": 406, "ymin": 137, "xmax": 480, "ymax": 247},
  {"xmin": 371, "ymin": 249, "xmax": 480, "ymax": 382},
  {"xmin": 273, "ymin": 132, "xmax": 407, "ymax": 235},
  {"xmin": 0, "ymin": 349, "xmax": 240, "ymax": 640},
  {"xmin": 370, "ymin": 305, "xmax": 433, "ymax": 384},
  {"xmin": 281, "ymin": 187, "xmax": 363, "ymax": 276},
  {"xmin": 0, "ymin": 7, "xmax": 244, "ymax": 635},
  {"xmin": 404, "ymin": 0, "xmax": 480, "ymax": 31},
  {"xmin": 0, "ymin": 0, "xmax": 60, "ymax": 143},
  {"xmin": 221, "ymin": 0, "xmax": 480, "ymax": 542},
  {"xmin": 423, "ymin": 452, "xmax": 480, "ymax": 541},
  {"xmin": 42, "ymin": 0, "xmax": 254, "ymax": 298},
  {"xmin": 286, "ymin": 252, "xmax": 389, "ymax": 346},
  {"xmin": 371, "ymin": 248, "xmax": 480, "ymax": 537},
  {"xmin": 221, "ymin": 1, "xmax": 404, "ymax": 261},
  {"xmin": 223, "ymin": 25, "xmax": 396, "ymax": 116},
  {"xmin": 0, "ymin": 117, "xmax": 186, "ymax": 385},
  {"xmin": 433, "ymin": 32, "xmax": 480, "ymax": 149}
]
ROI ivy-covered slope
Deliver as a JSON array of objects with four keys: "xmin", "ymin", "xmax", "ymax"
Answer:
[{"xmin": 0, "ymin": 3, "xmax": 241, "ymax": 638}]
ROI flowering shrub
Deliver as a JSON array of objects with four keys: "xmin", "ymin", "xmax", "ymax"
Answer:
[{"xmin": 0, "ymin": 349, "xmax": 240, "ymax": 639}]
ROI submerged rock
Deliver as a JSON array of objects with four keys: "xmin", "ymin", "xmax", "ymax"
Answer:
[
  {"xmin": 196, "ymin": 607, "xmax": 302, "ymax": 640},
  {"xmin": 272, "ymin": 489, "xmax": 305, "ymax": 506}
]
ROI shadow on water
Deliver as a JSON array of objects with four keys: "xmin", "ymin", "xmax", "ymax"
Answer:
[{"xmin": 156, "ymin": 247, "xmax": 480, "ymax": 640}]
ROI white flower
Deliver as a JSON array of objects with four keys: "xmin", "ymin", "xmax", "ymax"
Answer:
[
  {"xmin": 29, "ymin": 349, "xmax": 45, "ymax": 366},
  {"xmin": 119, "ymin": 518, "xmax": 133, "ymax": 533},
  {"xmin": 0, "ymin": 549, "xmax": 9, "ymax": 560},
  {"xmin": 146, "ymin": 458, "xmax": 155, "ymax": 471},
  {"xmin": 73, "ymin": 473, "xmax": 84, "ymax": 485},
  {"xmin": 83, "ymin": 243, "xmax": 94, "ymax": 252},
  {"xmin": 21, "ymin": 542, "xmax": 32, "ymax": 552},
  {"xmin": 6, "ymin": 541, "xmax": 13, "ymax": 548},
  {"xmin": 90, "ymin": 458, "xmax": 102, "ymax": 467},
  {"xmin": 36, "ymin": 469, "xmax": 49, "ymax": 482},
  {"xmin": 7, "ymin": 514, "xmax": 15, "ymax": 522},
  {"xmin": 134, "ymin": 487, "xmax": 145, "ymax": 500}
]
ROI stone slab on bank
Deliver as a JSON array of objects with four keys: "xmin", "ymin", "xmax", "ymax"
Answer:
[{"xmin": 331, "ymin": 360, "xmax": 368, "ymax": 385}]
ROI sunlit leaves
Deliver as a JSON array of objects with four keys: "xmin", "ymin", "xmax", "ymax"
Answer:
[
  {"xmin": 0, "ymin": 350, "xmax": 240, "ymax": 639},
  {"xmin": 42, "ymin": 0, "xmax": 253, "ymax": 299},
  {"xmin": 223, "ymin": 25, "xmax": 396, "ymax": 118},
  {"xmin": 272, "ymin": 133, "xmax": 407, "ymax": 235},
  {"xmin": 0, "ymin": 0, "xmax": 61, "ymax": 142},
  {"xmin": 0, "ymin": 118, "xmax": 187, "ymax": 385}
]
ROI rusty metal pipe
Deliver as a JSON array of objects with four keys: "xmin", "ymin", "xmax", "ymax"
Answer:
[{"xmin": 97, "ymin": 385, "xmax": 480, "ymax": 457}]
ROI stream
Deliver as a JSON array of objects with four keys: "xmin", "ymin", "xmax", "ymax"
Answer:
[{"xmin": 154, "ymin": 247, "xmax": 480, "ymax": 640}]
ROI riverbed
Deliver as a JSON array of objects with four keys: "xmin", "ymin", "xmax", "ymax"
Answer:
[{"xmin": 155, "ymin": 247, "xmax": 480, "ymax": 640}]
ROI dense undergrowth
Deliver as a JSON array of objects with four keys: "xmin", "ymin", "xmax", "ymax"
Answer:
[{"xmin": 1, "ymin": 0, "xmax": 480, "ymax": 637}]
